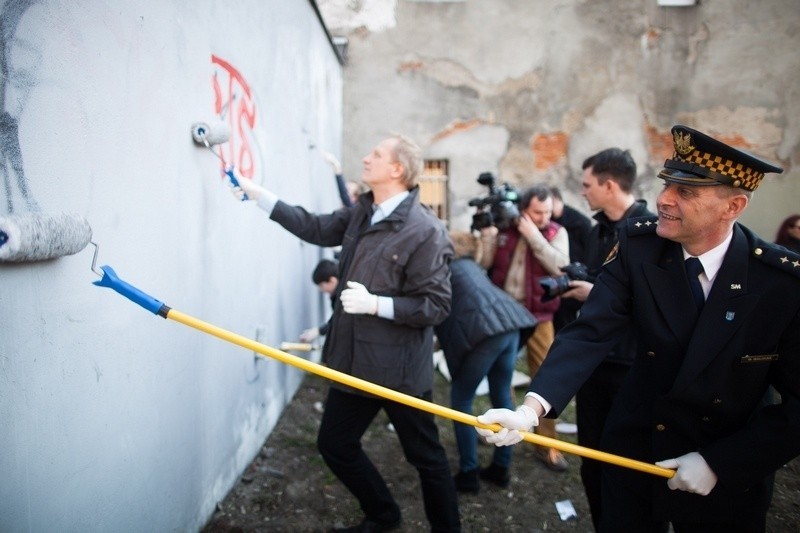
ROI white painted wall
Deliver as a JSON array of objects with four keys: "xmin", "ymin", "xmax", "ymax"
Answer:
[{"xmin": 0, "ymin": 1, "xmax": 342, "ymax": 530}]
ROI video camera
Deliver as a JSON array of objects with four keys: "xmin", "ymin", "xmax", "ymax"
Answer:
[
  {"xmin": 538, "ymin": 262, "xmax": 589, "ymax": 302},
  {"xmin": 468, "ymin": 172, "xmax": 521, "ymax": 231}
]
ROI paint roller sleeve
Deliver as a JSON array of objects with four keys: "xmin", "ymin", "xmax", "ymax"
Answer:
[
  {"xmin": 0, "ymin": 212, "xmax": 92, "ymax": 262},
  {"xmin": 190, "ymin": 120, "xmax": 231, "ymax": 146}
]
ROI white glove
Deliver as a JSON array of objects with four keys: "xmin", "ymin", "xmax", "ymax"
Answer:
[
  {"xmin": 475, "ymin": 405, "xmax": 539, "ymax": 447},
  {"xmin": 322, "ymin": 151, "xmax": 342, "ymax": 174},
  {"xmin": 299, "ymin": 327, "xmax": 320, "ymax": 343},
  {"xmin": 655, "ymin": 452, "xmax": 718, "ymax": 495},
  {"xmin": 340, "ymin": 281, "xmax": 378, "ymax": 315},
  {"xmin": 231, "ymin": 176, "xmax": 266, "ymax": 201}
]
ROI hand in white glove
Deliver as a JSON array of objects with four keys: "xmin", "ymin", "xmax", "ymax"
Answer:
[
  {"xmin": 655, "ymin": 452, "xmax": 718, "ymax": 495},
  {"xmin": 299, "ymin": 327, "xmax": 320, "ymax": 343},
  {"xmin": 231, "ymin": 176, "xmax": 266, "ymax": 201},
  {"xmin": 475, "ymin": 405, "xmax": 539, "ymax": 446},
  {"xmin": 322, "ymin": 151, "xmax": 342, "ymax": 174},
  {"xmin": 340, "ymin": 281, "xmax": 378, "ymax": 315}
]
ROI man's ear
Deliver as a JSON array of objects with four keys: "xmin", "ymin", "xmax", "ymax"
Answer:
[
  {"xmin": 389, "ymin": 161, "xmax": 405, "ymax": 181},
  {"xmin": 725, "ymin": 193, "xmax": 748, "ymax": 220}
]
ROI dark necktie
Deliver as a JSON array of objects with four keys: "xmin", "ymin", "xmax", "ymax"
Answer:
[{"xmin": 685, "ymin": 257, "xmax": 705, "ymax": 311}]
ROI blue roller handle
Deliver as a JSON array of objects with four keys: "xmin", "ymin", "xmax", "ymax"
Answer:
[
  {"xmin": 93, "ymin": 265, "xmax": 167, "ymax": 315},
  {"xmin": 225, "ymin": 166, "xmax": 248, "ymax": 201}
]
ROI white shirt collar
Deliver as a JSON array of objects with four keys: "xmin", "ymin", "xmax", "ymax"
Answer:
[
  {"xmin": 371, "ymin": 190, "xmax": 409, "ymax": 225},
  {"xmin": 682, "ymin": 230, "xmax": 733, "ymax": 287}
]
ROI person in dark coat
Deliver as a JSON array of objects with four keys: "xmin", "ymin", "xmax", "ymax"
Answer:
[
  {"xmin": 550, "ymin": 186, "xmax": 593, "ymax": 266},
  {"xmin": 558, "ymin": 147, "xmax": 655, "ymax": 529},
  {"xmin": 478, "ymin": 125, "xmax": 800, "ymax": 532},
  {"xmin": 550, "ymin": 186, "xmax": 593, "ymax": 333},
  {"xmin": 299, "ymin": 258, "xmax": 339, "ymax": 344},
  {"xmin": 235, "ymin": 135, "xmax": 460, "ymax": 532},
  {"xmin": 435, "ymin": 230, "xmax": 537, "ymax": 493}
]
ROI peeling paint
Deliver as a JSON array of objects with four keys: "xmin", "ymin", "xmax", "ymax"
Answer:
[
  {"xmin": 676, "ymin": 106, "xmax": 784, "ymax": 162},
  {"xmin": 318, "ymin": 0, "xmax": 397, "ymax": 33},
  {"xmin": 430, "ymin": 118, "xmax": 484, "ymax": 143},
  {"xmin": 397, "ymin": 55, "xmax": 543, "ymax": 98},
  {"xmin": 329, "ymin": 0, "xmax": 800, "ymax": 240}
]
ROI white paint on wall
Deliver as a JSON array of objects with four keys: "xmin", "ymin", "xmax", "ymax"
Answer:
[{"xmin": 1, "ymin": 1, "xmax": 342, "ymax": 531}]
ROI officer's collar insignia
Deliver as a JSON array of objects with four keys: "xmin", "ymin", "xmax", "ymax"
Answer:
[{"xmin": 603, "ymin": 242, "xmax": 619, "ymax": 266}]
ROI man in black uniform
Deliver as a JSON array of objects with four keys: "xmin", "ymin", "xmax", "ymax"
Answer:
[
  {"xmin": 559, "ymin": 148, "xmax": 654, "ymax": 529},
  {"xmin": 478, "ymin": 125, "xmax": 800, "ymax": 532}
]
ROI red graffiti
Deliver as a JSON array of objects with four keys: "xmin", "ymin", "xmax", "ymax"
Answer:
[{"xmin": 211, "ymin": 55, "xmax": 257, "ymax": 178}]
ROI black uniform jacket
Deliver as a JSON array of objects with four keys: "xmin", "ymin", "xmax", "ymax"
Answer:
[{"xmin": 532, "ymin": 216, "xmax": 800, "ymax": 522}]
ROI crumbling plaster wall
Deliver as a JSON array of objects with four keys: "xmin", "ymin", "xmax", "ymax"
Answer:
[{"xmin": 320, "ymin": 0, "xmax": 800, "ymax": 238}]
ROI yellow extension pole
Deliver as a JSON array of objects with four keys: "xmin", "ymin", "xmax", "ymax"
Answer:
[{"xmin": 166, "ymin": 308, "xmax": 674, "ymax": 479}]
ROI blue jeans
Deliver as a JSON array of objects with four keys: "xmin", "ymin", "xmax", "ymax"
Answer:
[{"xmin": 450, "ymin": 330, "xmax": 518, "ymax": 471}]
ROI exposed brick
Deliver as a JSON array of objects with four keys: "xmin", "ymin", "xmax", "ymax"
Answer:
[
  {"xmin": 397, "ymin": 60, "xmax": 423, "ymax": 72},
  {"xmin": 717, "ymin": 134, "xmax": 751, "ymax": 150},
  {"xmin": 531, "ymin": 132, "xmax": 567, "ymax": 172},
  {"xmin": 646, "ymin": 125, "xmax": 674, "ymax": 164}
]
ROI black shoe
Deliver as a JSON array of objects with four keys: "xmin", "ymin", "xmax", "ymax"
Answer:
[
  {"xmin": 453, "ymin": 468, "xmax": 480, "ymax": 494},
  {"xmin": 330, "ymin": 517, "xmax": 402, "ymax": 532},
  {"xmin": 479, "ymin": 462, "xmax": 510, "ymax": 488}
]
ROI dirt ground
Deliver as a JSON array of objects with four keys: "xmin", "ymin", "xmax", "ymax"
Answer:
[{"xmin": 203, "ymin": 370, "xmax": 800, "ymax": 532}]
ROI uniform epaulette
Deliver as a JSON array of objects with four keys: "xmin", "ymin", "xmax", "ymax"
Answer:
[
  {"xmin": 627, "ymin": 216, "xmax": 659, "ymax": 236},
  {"xmin": 753, "ymin": 243, "xmax": 800, "ymax": 279}
]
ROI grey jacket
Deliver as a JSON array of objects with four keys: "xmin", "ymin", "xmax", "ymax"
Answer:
[{"xmin": 271, "ymin": 187, "xmax": 453, "ymax": 396}]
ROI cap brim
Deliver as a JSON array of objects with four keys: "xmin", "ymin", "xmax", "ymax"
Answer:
[{"xmin": 658, "ymin": 168, "xmax": 722, "ymax": 186}]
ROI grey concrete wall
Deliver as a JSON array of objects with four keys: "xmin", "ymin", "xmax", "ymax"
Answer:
[
  {"xmin": 0, "ymin": 1, "xmax": 341, "ymax": 531},
  {"xmin": 321, "ymin": 0, "xmax": 800, "ymax": 238}
]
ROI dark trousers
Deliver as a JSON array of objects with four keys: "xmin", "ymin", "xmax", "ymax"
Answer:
[
  {"xmin": 317, "ymin": 386, "xmax": 461, "ymax": 532},
  {"xmin": 576, "ymin": 361, "xmax": 630, "ymax": 530},
  {"xmin": 599, "ymin": 463, "xmax": 766, "ymax": 533}
]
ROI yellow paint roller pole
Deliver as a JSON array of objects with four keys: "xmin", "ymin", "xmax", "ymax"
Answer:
[{"xmin": 167, "ymin": 308, "xmax": 674, "ymax": 480}]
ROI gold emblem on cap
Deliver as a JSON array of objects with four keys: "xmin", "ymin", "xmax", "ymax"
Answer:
[{"xmin": 674, "ymin": 131, "xmax": 695, "ymax": 156}]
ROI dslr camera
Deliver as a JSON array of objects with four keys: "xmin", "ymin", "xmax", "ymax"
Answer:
[
  {"xmin": 538, "ymin": 262, "xmax": 589, "ymax": 302},
  {"xmin": 468, "ymin": 172, "xmax": 521, "ymax": 231}
]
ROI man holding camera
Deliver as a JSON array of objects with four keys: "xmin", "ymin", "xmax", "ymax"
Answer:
[
  {"xmin": 559, "ymin": 147, "xmax": 654, "ymax": 529},
  {"xmin": 480, "ymin": 184, "xmax": 571, "ymax": 472}
]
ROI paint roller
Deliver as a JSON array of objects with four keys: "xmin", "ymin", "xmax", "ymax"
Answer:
[
  {"xmin": 190, "ymin": 120, "xmax": 248, "ymax": 200},
  {"xmin": 0, "ymin": 212, "xmax": 92, "ymax": 262},
  {"xmin": 90, "ymin": 258, "xmax": 675, "ymax": 480},
  {"xmin": 280, "ymin": 342, "xmax": 320, "ymax": 352}
]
